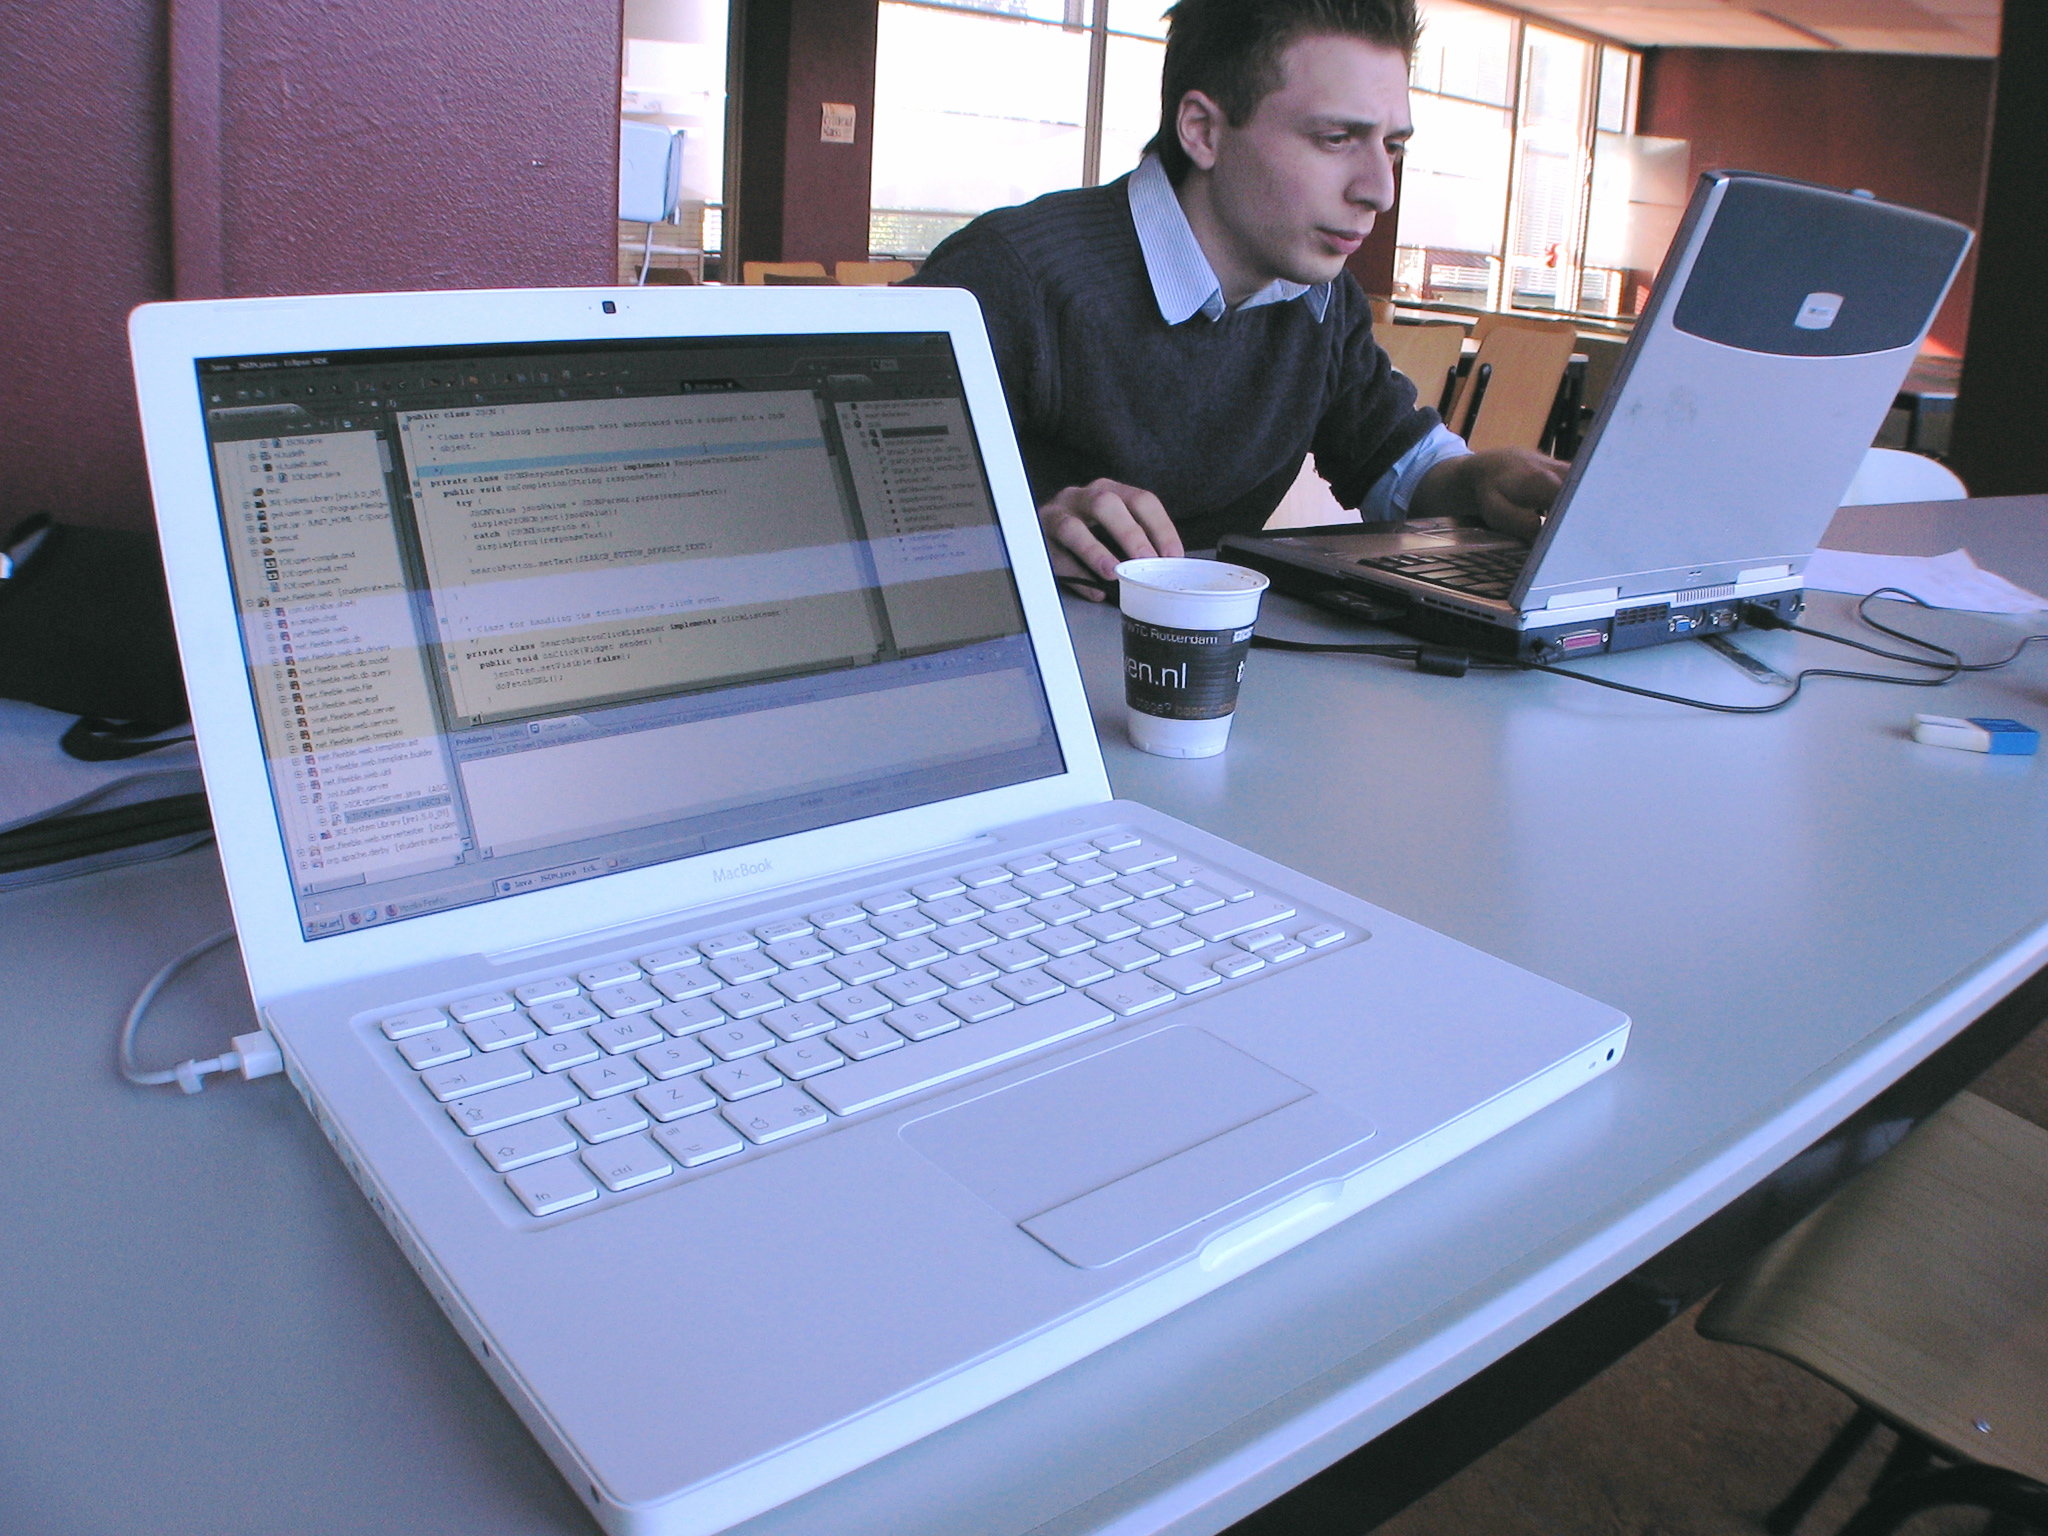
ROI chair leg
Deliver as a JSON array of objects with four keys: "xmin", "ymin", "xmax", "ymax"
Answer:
[
  {"xmin": 1870, "ymin": 1429, "xmax": 1939, "ymax": 1495},
  {"xmin": 1837, "ymin": 1464, "xmax": 2048, "ymax": 1536},
  {"xmin": 1767, "ymin": 1408, "xmax": 1882, "ymax": 1535}
]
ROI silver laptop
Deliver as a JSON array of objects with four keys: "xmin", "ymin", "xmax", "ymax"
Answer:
[
  {"xmin": 130, "ymin": 284, "xmax": 1629, "ymax": 1536},
  {"xmin": 1221, "ymin": 171, "xmax": 1973, "ymax": 661}
]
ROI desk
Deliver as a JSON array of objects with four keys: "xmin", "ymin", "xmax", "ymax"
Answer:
[{"xmin": 8, "ymin": 498, "xmax": 2048, "ymax": 1536}]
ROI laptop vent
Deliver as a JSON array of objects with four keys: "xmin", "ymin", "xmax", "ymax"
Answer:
[{"xmin": 1676, "ymin": 584, "xmax": 1735, "ymax": 604}]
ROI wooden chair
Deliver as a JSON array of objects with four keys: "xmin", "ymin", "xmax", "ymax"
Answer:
[
  {"xmin": 1446, "ymin": 320, "xmax": 1577, "ymax": 452},
  {"xmin": 836, "ymin": 260, "xmax": 916, "ymax": 286},
  {"xmin": 1469, "ymin": 310, "xmax": 1579, "ymax": 345},
  {"xmin": 1697, "ymin": 1092, "xmax": 2048, "ymax": 1535},
  {"xmin": 742, "ymin": 261, "xmax": 827, "ymax": 285},
  {"xmin": 1365, "ymin": 293, "xmax": 1397, "ymax": 329},
  {"xmin": 1375, "ymin": 324, "xmax": 1468, "ymax": 420}
]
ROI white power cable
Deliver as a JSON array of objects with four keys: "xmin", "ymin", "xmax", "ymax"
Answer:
[{"xmin": 118, "ymin": 928, "xmax": 282, "ymax": 1093}]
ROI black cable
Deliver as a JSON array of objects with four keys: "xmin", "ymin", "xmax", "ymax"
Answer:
[{"xmin": 1852, "ymin": 586, "xmax": 2048, "ymax": 673}]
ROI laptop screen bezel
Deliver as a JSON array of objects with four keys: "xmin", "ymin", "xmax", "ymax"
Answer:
[{"xmin": 131, "ymin": 284, "xmax": 1112, "ymax": 1004}]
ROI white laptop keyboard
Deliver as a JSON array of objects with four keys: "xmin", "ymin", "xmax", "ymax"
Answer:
[{"xmin": 373, "ymin": 831, "xmax": 1357, "ymax": 1220}]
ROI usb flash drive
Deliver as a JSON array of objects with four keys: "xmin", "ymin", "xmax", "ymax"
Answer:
[{"xmin": 1911, "ymin": 715, "xmax": 2040, "ymax": 756}]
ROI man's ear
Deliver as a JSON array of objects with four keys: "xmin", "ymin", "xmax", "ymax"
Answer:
[{"xmin": 1175, "ymin": 89, "xmax": 1226, "ymax": 173}]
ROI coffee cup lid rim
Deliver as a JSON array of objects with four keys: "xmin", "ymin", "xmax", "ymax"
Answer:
[{"xmin": 1114, "ymin": 557, "xmax": 1270, "ymax": 599}]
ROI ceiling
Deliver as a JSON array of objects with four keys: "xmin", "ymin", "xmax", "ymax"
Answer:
[{"xmin": 1504, "ymin": 0, "xmax": 2000, "ymax": 55}]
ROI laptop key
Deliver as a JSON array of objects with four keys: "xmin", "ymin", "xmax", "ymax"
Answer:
[
  {"xmin": 919, "ymin": 895, "xmax": 983, "ymax": 926},
  {"xmin": 1091, "ymin": 830, "xmax": 1143, "ymax": 853},
  {"xmin": 589, "ymin": 981, "xmax": 663, "ymax": 1017},
  {"xmin": 1004, "ymin": 852, "xmax": 1057, "ymax": 876},
  {"xmin": 652, "ymin": 997, "xmax": 724, "ymax": 1035},
  {"xmin": 1211, "ymin": 950, "xmax": 1267, "ymax": 979},
  {"xmin": 525, "ymin": 996, "xmax": 600, "ymax": 1034},
  {"xmin": 968, "ymin": 883, "xmax": 1031, "ymax": 912},
  {"xmin": 1043, "ymin": 952, "xmax": 1114, "ymax": 987},
  {"xmin": 1028, "ymin": 925, "xmax": 1097, "ymax": 959},
  {"xmin": 807, "ymin": 992, "xmax": 1116, "ymax": 1116},
  {"xmin": 1084, "ymin": 975, "xmax": 1177, "ymax": 1016},
  {"xmin": 1013, "ymin": 871, "xmax": 1075, "ymax": 900},
  {"xmin": 380, "ymin": 1007, "xmax": 449, "ymax": 1040},
  {"xmin": 1050, "ymin": 841, "xmax": 1098, "ymax": 863},
  {"xmin": 1175, "ymin": 867, "xmax": 1255, "ymax": 901},
  {"xmin": 909, "ymin": 876, "xmax": 966, "ymax": 901},
  {"xmin": 711, "ymin": 983, "xmax": 783, "ymax": 1018},
  {"xmin": 960, "ymin": 865, "xmax": 1012, "ymax": 888},
  {"xmin": 708, "ymin": 951, "xmax": 778, "ymax": 985},
  {"xmin": 1164, "ymin": 886, "xmax": 1227, "ymax": 916},
  {"xmin": 933, "ymin": 922, "xmax": 998, "ymax": 955},
  {"xmin": 930, "ymin": 954, "xmax": 999, "ymax": 989},
  {"xmin": 1234, "ymin": 927, "xmax": 1289, "ymax": 952},
  {"xmin": 769, "ymin": 967, "xmax": 841, "ymax": 1003},
  {"xmin": 703, "ymin": 1059, "xmax": 785, "ymax": 1100},
  {"xmin": 701, "ymin": 1020, "xmax": 777, "ymax": 1060},
  {"xmin": 637, "ymin": 946, "xmax": 703, "ymax": 974},
  {"xmin": 993, "ymin": 968, "xmax": 1065, "ymax": 1005},
  {"xmin": 820, "ymin": 922, "xmax": 887, "ymax": 955},
  {"xmin": 570, "ymin": 1058, "xmax": 650, "ymax": 1099},
  {"xmin": 872, "ymin": 909, "xmax": 936, "ymax": 940},
  {"xmin": 1065, "ymin": 859, "xmax": 1117, "ymax": 886},
  {"xmin": 425, "ymin": 1055, "xmax": 533, "ymax": 1102},
  {"xmin": 638, "ymin": 1037, "xmax": 715, "ymax": 1078},
  {"xmin": 1145, "ymin": 957, "xmax": 1225, "ymax": 996},
  {"xmin": 1077, "ymin": 911, "xmax": 1140, "ymax": 943},
  {"xmin": 862, "ymin": 890, "xmax": 918, "ymax": 914},
  {"xmin": 1184, "ymin": 895, "xmax": 1297, "ymax": 943},
  {"xmin": 1122, "ymin": 899, "xmax": 1182, "ymax": 928},
  {"xmin": 526, "ymin": 1031, "xmax": 602, "ymax": 1073},
  {"xmin": 820, "ymin": 986, "xmax": 893, "ymax": 1024},
  {"xmin": 885, "ymin": 1004, "xmax": 959, "ymax": 1042},
  {"xmin": 569, "ymin": 1098, "xmax": 651, "ymax": 1144},
  {"xmin": 652, "ymin": 968, "xmax": 720, "ymax": 1002},
  {"xmin": 1145, "ymin": 924, "xmax": 1205, "ymax": 957},
  {"xmin": 398, "ymin": 1029, "xmax": 470, "ymax": 1070},
  {"xmin": 590, "ymin": 1015, "xmax": 664, "ymax": 1054},
  {"xmin": 808, "ymin": 903, "xmax": 868, "ymax": 929},
  {"xmin": 1294, "ymin": 923, "xmax": 1349, "ymax": 948},
  {"xmin": 753, "ymin": 918, "xmax": 814, "ymax": 945},
  {"xmin": 761, "ymin": 1002, "xmax": 835, "ymax": 1041},
  {"xmin": 1026, "ymin": 895, "xmax": 1090, "ymax": 926},
  {"xmin": 581, "ymin": 1133, "xmax": 674, "ymax": 1192},
  {"xmin": 652, "ymin": 1117, "xmax": 745, "ymax": 1168},
  {"xmin": 1093, "ymin": 939, "xmax": 1161, "ymax": 972},
  {"xmin": 1072, "ymin": 885, "xmax": 1134, "ymax": 913},
  {"xmin": 875, "ymin": 969, "xmax": 946, "ymax": 1006},
  {"xmin": 826, "ymin": 1020, "xmax": 906, "ymax": 1061},
  {"xmin": 765, "ymin": 937, "xmax": 833, "ymax": 969},
  {"xmin": 505, "ymin": 1156, "xmax": 600, "ymax": 1216},
  {"xmin": 979, "ymin": 909, "xmax": 1045, "ymax": 942},
  {"xmin": 940, "ymin": 987, "xmax": 1015, "ymax": 1024},
  {"xmin": 446, "ymin": 1074, "xmax": 580, "ymax": 1134},
  {"xmin": 637, "ymin": 1077, "xmax": 718, "ymax": 1120},
  {"xmin": 824, "ymin": 951, "xmax": 896, "ymax": 987},
  {"xmin": 766, "ymin": 1039, "xmax": 847, "ymax": 1079},
  {"xmin": 475, "ymin": 1115, "xmax": 578, "ymax": 1172},
  {"xmin": 514, "ymin": 977, "xmax": 579, "ymax": 1005},
  {"xmin": 982, "ymin": 940, "xmax": 1049, "ymax": 974},
  {"xmin": 879, "ymin": 936, "xmax": 947, "ymax": 969},
  {"xmin": 1114, "ymin": 870, "xmax": 1177, "ymax": 900},
  {"xmin": 1099, "ymin": 841, "xmax": 1172, "ymax": 874},
  {"xmin": 577, "ymin": 962, "xmax": 640, "ymax": 991},
  {"xmin": 448, "ymin": 992, "xmax": 517, "ymax": 1024},
  {"xmin": 698, "ymin": 932, "xmax": 759, "ymax": 958},
  {"xmin": 724, "ymin": 1086, "xmax": 830, "ymax": 1145}
]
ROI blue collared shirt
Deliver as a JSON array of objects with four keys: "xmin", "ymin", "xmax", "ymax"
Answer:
[{"xmin": 1125, "ymin": 155, "xmax": 1468, "ymax": 519}]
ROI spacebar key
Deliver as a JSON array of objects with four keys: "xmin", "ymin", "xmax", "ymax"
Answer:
[{"xmin": 808, "ymin": 993, "xmax": 1115, "ymax": 1115}]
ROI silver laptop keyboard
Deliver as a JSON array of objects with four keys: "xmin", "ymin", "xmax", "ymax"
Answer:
[{"xmin": 373, "ymin": 831, "xmax": 1355, "ymax": 1220}]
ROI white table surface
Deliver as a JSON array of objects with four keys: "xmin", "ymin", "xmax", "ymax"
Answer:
[{"xmin": 7, "ymin": 497, "xmax": 2046, "ymax": 1536}]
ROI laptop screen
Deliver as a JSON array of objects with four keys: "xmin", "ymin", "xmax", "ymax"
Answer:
[{"xmin": 194, "ymin": 331, "xmax": 1065, "ymax": 940}]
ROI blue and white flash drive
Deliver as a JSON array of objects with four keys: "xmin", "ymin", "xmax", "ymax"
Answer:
[{"xmin": 1911, "ymin": 715, "xmax": 2041, "ymax": 756}]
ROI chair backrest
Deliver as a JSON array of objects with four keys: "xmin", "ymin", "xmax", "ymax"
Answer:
[
  {"xmin": 742, "ymin": 261, "xmax": 828, "ymax": 285},
  {"xmin": 618, "ymin": 122, "xmax": 682, "ymax": 224},
  {"xmin": 1365, "ymin": 294, "xmax": 1397, "ymax": 329},
  {"xmin": 1450, "ymin": 321, "xmax": 1578, "ymax": 452},
  {"xmin": 837, "ymin": 260, "xmax": 916, "ymax": 286},
  {"xmin": 1839, "ymin": 447, "xmax": 1968, "ymax": 506},
  {"xmin": 1470, "ymin": 310, "xmax": 1577, "ymax": 345},
  {"xmin": 1375, "ymin": 324, "xmax": 1467, "ymax": 417}
]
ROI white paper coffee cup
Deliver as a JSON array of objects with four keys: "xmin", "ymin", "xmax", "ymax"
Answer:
[{"xmin": 1115, "ymin": 558, "xmax": 1270, "ymax": 758}]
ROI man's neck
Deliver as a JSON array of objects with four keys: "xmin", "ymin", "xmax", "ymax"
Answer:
[{"xmin": 1172, "ymin": 168, "xmax": 1268, "ymax": 308}]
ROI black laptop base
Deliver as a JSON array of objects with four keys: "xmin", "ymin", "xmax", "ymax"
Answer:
[{"xmin": 1218, "ymin": 527, "xmax": 1806, "ymax": 664}]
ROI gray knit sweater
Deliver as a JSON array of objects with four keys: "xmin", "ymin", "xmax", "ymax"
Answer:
[{"xmin": 911, "ymin": 176, "xmax": 1435, "ymax": 548}]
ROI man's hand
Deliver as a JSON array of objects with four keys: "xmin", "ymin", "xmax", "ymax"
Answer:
[
  {"xmin": 1038, "ymin": 479, "xmax": 1185, "ymax": 601},
  {"xmin": 1411, "ymin": 448, "xmax": 1567, "ymax": 542}
]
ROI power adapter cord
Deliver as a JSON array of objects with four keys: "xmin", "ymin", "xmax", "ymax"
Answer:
[{"xmin": 118, "ymin": 927, "xmax": 282, "ymax": 1094}]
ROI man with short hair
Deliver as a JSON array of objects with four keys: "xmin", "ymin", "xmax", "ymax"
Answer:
[{"xmin": 912, "ymin": 0, "xmax": 1562, "ymax": 599}]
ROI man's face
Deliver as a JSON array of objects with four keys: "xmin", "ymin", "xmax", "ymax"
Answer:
[{"xmin": 1183, "ymin": 34, "xmax": 1413, "ymax": 295}]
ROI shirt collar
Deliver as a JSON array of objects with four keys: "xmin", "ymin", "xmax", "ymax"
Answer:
[{"xmin": 1126, "ymin": 154, "xmax": 1332, "ymax": 325}]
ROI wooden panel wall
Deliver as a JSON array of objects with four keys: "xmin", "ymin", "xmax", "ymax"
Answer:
[
  {"xmin": 1638, "ymin": 48, "xmax": 1992, "ymax": 358},
  {"xmin": 0, "ymin": 0, "xmax": 619, "ymax": 534}
]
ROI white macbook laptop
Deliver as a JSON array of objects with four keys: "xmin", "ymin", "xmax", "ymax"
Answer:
[{"xmin": 130, "ymin": 284, "xmax": 1630, "ymax": 1535}]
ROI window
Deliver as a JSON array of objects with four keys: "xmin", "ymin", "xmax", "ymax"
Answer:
[
  {"xmin": 869, "ymin": 0, "xmax": 1167, "ymax": 259},
  {"xmin": 1397, "ymin": 0, "xmax": 1646, "ymax": 320},
  {"xmin": 621, "ymin": 0, "xmax": 730, "ymax": 266}
]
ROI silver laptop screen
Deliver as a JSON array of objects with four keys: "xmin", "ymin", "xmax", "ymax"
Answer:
[{"xmin": 195, "ymin": 332, "xmax": 1064, "ymax": 940}]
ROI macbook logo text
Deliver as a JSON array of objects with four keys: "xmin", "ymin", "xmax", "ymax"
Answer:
[
  {"xmin": 712, "ymin": 859, "xmax": 772, "ymax": 883},
  {"xmin": 1794, "ymin": 291, "xmax": 1844, "ymax": 330}
]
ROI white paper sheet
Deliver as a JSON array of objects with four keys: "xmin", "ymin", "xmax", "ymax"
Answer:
[{"xmin": 1804, "ymin": 547, "xmax": 2048, "ymax": 614}]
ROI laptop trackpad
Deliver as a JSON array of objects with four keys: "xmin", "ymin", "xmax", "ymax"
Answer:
[{"xmin": 900, "ymin": 1027, "xmax": 1375, "ymax": 1270}]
